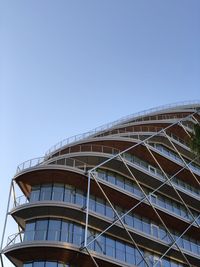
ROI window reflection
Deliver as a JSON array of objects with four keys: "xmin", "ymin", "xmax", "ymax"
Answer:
[
  {"xmin": 23, "ymin": 218, "xmax": 186, "ymax": 267},
  {"xmin": 28, "ymin": 181, "xmax": 200, "ymax": 257}
]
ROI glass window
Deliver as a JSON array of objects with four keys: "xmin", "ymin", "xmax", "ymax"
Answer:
[
  {"xmin": 115, "ymin": 206, "xmax": 124, "ymax": 222},
  {"xmin": 162, "ymin": 259, "xmax": 171, "ymax": 267},
  {"xmin": 171, "ymin": 262, "xmax": 179, "ymax": 267},
  {"xmin": 107, "ymin": 172, "xmax": 115, "ymax": 184},
  {"xmin": 61, "ymin": 221, "xmax": 69, "ymax": 242},
  {"xmin": 33, "ymin": 262, "xmax": 45, "ymax": 267},
  {"xmin": 151, "ymin": 224, "xmax": 159, "ymax": 239},
  {"xmin": 87, "ymin": 229, "xmax": 95, "ymax": 250},
  {"xmin": 24, "ymin": 263, "xmax": 33, "ymax": 267},
  {"xmin": 125, "ymin": 179, "xmax": 134, "ymax": 193},
  {"xmin": 116, "ymin": 175, "xmax": 124, "ymax": 189},
  {"xmin": 126, "ymin": 245, "xmax": 135, "ymax": 264},
  {"xmin": 116, "ymin": 241, "xmax": 125, "ymax": 262},
  {"xmin": 160, "ymin": 227, "xmax": 169, "ymax": 243},
  {"xmin": 35, "ymin": 220, "xmax": 48, "ymax": 240},
  {"xmin": 46, "ymin": 262, "xmax": 57, "ymax": 267},
  {"xmin": 106, "ymin": 237, "xmax": 115, "ymax": 258},
  {"xmin": 105, "ymin": 203, "xmax": 114, "ymax": 219},
  {"xmin": 124, "ymin": 153, "xmax": 132, "ymax": 162},
  {"xmin": 134, "ymin": 156, "xmax": 141, "ymax": 166},
  {"xmin": 75, "ymin": 189, "xmax": 85, "ymax": 207},
  {"xmin": 125, "ymin": 214, "xmax": 134, "ymax": 228},
  {"xmin": 24, "ymin": 221, "xmax": 35, "ymax": 241},
  {"xmin": 30, "ymin": 186, "xmax": 40, "ymax": 202},
  {"xmin": 52, "ymin": 184, "xmax": 64, "ymax": 201},
  {"xmin": 158, "ymin": 197, "xmax": 166, "ymax": 209},
  {"xmin": 172, "ymin": 202, "xmax": 181, "ymax": 216},
  {"xmin": 40, "ymin": 185, "xmax": 52, "ymax": 201},
  {"xmin": 183, "ymin": 237, "xmax": 191, "ymax": 251},
  {"xmin": 191, "ymin": 240, "xmax": 198, "ymax": 254},
  {"xmin": 153, "ymin": 256, "xmax": 161, "ymax": 267},
  {"xmin": 135, "ymin": 249, "xmax": 143, "ymax": 266},
  {"xmin": 58, "ymin": 264, "xmax": 68, "ymax": 267},
  {"xmin": 97, "ymin": 170, "xmax": 106, "ymax": 180},
  {"xmin": 89, "ymin": 195, "xmax": 96, "ymax": 211},
  {"xmin": 47, "ymin": 220, "xmax": 61, "ymax": 241},
  {"xmin": 176, "ymin": 236, "xmax": 183, "ymax": 248},
  {"xmin": 142, "ymin": 218, "xmax": 150, "ymax": 235},
  {"xmin": 64, "ymin": 185, "xmax": 74, "ymax": 203},
  {"xmin": 134, "ymin": 185, "xmax": 143, "ymax": 198},
  {"xmin": 95, "ymin": 235, "xmax": 105, "ymax": 254},
  {"xmin": 165, "ymin": 199, "xmax": 173, "ymax": 212},
  {"xmin": 134, "ymin": 215, "xmax": 142, "ymax": 231},
  {"xmin": 73, "ymin": 224, "xmax": 83, "ymax": 245},
  {"xmin": 96, "ymin": 197, "xmax": 105, "ymax": 215}
]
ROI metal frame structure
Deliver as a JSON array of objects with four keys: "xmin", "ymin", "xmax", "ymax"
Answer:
[
  {"xmin": 81, "ymin": 110, "xmax": 200, "ymax": 267},
  {"xmin": 1, "ymin": 102, "xmax": 200, "ymax": 267}
]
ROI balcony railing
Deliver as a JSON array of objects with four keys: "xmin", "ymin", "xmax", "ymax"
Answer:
[
  {"xmin": 16, "ymin": 157, "xmax": 45, "ymax": 174},
  {"xmin": 15, "ymin": 143, "xmax": 200, "ymax": 202},
  {"xmin": 52, "ymin": 144, "xmax": 120, "ymax": 157},
  {"xmin": 16, "ymin": 145, "xmax": 120, "ymax": 175},
  {"xmin": 7, "ymin": 232, "xmax": 24, "ymax": 246},
  {"xmin": 45, "ymin": 101, "xmax": 200, "ymax": 157},
  {"xmin": 16, "ymin": 156, "xmax": 88, "ymax": 175}
]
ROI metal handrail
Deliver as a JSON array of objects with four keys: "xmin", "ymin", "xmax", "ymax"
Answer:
[
  {"xmin": 16, "ymin": 157, "xmax": 45, "ymax": 174},
  {"xmin": 16, "ymin": 145, "xmax": 120, "ymax": 175},
  {"xmin": 45, "ymin": 100, "xmax": 200, "ymax": 157},
  {"xmin": 49, "ymin": 144, "xmax": 120, "ymax": 157},
  {"xmin": 16, "ymin": 156, "xmax": 88, "ymax": 175},
  {"xmin": 14, "ymin": 195, "xmax": 29, "ymax": 208},
  {"xmin": 7, "ymin": 232, "xmax": 24, "ymax": 246}
]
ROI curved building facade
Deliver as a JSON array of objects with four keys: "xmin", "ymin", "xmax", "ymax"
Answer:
[{"xmin": 1, "ymin": 101, "xmax": 200, "ymax": 267}]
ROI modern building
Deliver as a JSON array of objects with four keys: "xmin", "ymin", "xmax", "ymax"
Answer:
[{"xmin": 1, "ymin": 101, "xmax": 200, "ymax": 267}]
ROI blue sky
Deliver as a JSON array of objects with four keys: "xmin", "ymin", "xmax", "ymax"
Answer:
[{"xmin": 0, "ymin": 0, "xmax": 200, "ymax": 265}]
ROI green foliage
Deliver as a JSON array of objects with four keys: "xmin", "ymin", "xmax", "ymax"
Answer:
[{"xmin": 190, "ymin": 124, "xmax": 200, "ymax": 156}]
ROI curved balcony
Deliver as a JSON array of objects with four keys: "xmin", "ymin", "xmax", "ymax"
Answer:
[
  {"xmin": 16, "ymin": 145, "xmax": 120, "ymax": 176},
  {"xmin": 10, "ymin": 189, "xmax": 200, "ymax": 261},
  {"xmin": 16, "ymin": 157, "xmax": 88, "ymax": 177},
  {"xmin": 15, "ymin": 140, "xmax": 200, "ymax": 202},
  {"xmin": 11, "ymin": 171, "xmax": 200, "ymax": 245},
  {"xmin": 14, "ymin": 149, "xmax": 198, "ymax": 220},
  {"xmin": 149, "ymin": 143, "xmax": 200, "ymax": 177},
  {"xmin": 44, "ymin": 101, "xmax": 200, "ymax": 157},
  {"xmin": 4, "ymin": 222, "xmax": 192, "ymax": 267}
]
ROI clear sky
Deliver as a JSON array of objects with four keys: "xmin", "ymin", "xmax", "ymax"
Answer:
[{"xmin": 0, "ymin": 0, "xmax": 200, "ymax": 266}]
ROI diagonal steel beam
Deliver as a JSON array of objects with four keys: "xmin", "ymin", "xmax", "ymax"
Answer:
[
  {"xmin": 84, "ymin": 246, "xmax": 100, "ymax": 267},
  {"xmin": 144, "ymin": 142, "xmax": 200, "ymax": 228},
  {"xmin": 89, "ymin": 111, "xmax": 198, "ymax": 174},
  {"xmin": 154, "ymin": 214, "xmax": 200, "ymax": 267},
  {"xmin": 85, "ymin": 171, "xmax": 152, "ymax": 267},
  {"xmin": 118, "ymin": 154, "xmax": 192, "ymax": 267},
  {"xmin": 178, "ymin": 121, "xmax": 192, "ymax": 137},
  {"xmin": 161, "ymin": 131, "xmax": 200, "ymax": 226},
  {"xmin": 83, "ymin": 154, "xmax": 199, "ymax": 253}
]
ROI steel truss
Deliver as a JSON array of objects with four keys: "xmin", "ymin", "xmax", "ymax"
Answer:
[
  {"xmin": 83, "ymin": 111, "xmax": 200, "ymax": 267},
  {"xmin": 1, "ymin": 110, "xmax": 200, "ymax": 267}
]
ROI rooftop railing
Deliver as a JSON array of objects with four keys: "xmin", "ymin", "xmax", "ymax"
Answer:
[{"xmin": 45, "ymin": 101, "xmax": 200, "ymax": 157}]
